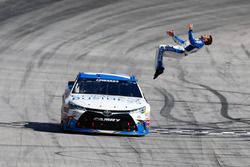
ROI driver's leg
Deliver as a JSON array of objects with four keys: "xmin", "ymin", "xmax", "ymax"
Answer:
[
  {"xmin": 163, "ymin": 45, "xmax": 186, "ymax": 58},
  {"xmin": 154, "ymin": 45, "xmax": 165, "ymax": 79}
]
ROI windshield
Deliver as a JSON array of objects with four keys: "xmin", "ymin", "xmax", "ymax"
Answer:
[{"xmin": 72, "ymin": 79, "xmax": 142, "ymax": 98}]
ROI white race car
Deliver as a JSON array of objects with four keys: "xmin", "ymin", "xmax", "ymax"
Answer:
[{"xmin": 61, "ymin": 72, "xmax": 150, "ymax": 136}]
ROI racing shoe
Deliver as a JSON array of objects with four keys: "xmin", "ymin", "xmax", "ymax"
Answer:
[{"xmin": 153, "ymin": 66, "xmax": 165, "ymax": 79}]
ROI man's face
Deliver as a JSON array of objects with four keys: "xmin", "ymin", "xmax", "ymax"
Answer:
[{"xmin": 201, "ymin": 34, "xmax": 210, "ymax": 42}]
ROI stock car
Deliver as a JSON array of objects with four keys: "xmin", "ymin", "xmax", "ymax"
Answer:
[{"xmin": 61, "ymin": 72, "xmax": 150, "ymax": 136}]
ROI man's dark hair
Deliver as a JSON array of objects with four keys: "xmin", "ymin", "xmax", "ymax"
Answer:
[{"xmin": 204, "ymin": 35, "xmax": 212, "ymax": 45}]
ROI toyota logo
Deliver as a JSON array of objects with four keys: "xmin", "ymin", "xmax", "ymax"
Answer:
[{"xmin": 103, "ymin": 110, "xmax": 112, "ymax": 117}]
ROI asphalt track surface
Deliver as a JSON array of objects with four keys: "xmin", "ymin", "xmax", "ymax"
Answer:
[{"xmin": 0, "ymin": 0, "xmax": 250, "ymax": 166}]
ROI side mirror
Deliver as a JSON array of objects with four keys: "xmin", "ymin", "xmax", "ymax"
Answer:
[{"xmin": 68, "ymin": 81, "xmax": 75, "ymax": 90}]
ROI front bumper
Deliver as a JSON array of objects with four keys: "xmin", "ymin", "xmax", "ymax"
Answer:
[{"xmin": 63, "ymin": 119, "xmax": 149, "ymax": 136}]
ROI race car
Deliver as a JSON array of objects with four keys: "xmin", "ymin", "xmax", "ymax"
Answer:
[{"xmin": 61, "ymin": 72, "xmax": 150, "ymax": 136}]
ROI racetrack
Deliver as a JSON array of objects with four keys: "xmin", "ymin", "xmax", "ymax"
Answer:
[{"xmin": 1, "ymin": 0, "xmax": 250, "ymax": 166}]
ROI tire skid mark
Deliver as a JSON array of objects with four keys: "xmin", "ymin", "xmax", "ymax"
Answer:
[
  {"xmin": 2, "ymin": 142, "xmax": 249, "ymax": 151},
  {"xmin": 33, "ymin": 80, "xmax": 64, "ymax": 161},
  {"xmin": 37, "ymin": 41, "xmax": 70, "ymax": 68},
  {"xmin": 84, "ymin": 1, "xmax": 206, "ymax": 73},
  {"xmin": 152, "ymin": 83, "xmax": 206, "ymax": 166},
  {"xmin": 79, "ymin": 31, "xmax": 124, "ymax": 47},
  {"xmin": 175, "ymin": 63, "xmax": 226, "ymax": 138},
  {"xmin": 19, "ymin": 58, "xmax": 35, "ymax": 89},
  {"xmin": 125, "ymin": 36, "xmax": 162, "ymax": 56},
  {"xmin": 54, "ymin": 137, "xmax": 119, "ymax": 166},
  {"xmin": 16, "ymin": 95, "xmax": 34, "ymax": 167},
  {"xmin": 161, "ymin": 71, "xmax": 204, "ymax": 125},
  {"xmin": 154, "ymin": 85, "xmax": 207, "ymax": 125},
  {"xmin": 123, "ymin": 137, "xmax": 143, "ymax": 167},
  {"xmin": 0, "ymin": 0, "xmax": 61, "ymax": 23},
  {"xmin": 143, "ymin": 0, "xmax": 244, "ymax": 31},
  {"xmin": 212, "ymin": 151, "xmax": 224, "ymax": 167},
  {"xmin": 241, "ymin": 44, "xmax": 250, "ymax": 58},
  {"xmin": 20, "ymin": 37, "xmax": 73, "ymax": 88},
  {"xmin": 2, "ymin": 0, "xmax": 120, "ymax": 38},
  {"xmin": 88, "ymin": 137, "xmax": 111, "ymax": 165},
  {"xmin": 197, "ymin": 84, "xmax": 230, "ymax": 120},
  {"xmin": 177, "ymin": 62, "xmax": 250, "ymax": 125},
  {"xmin": 177, "ymin": 65, "xmax": 231, "ymax": 121},
  {"xmin": 93, "ymin": 1, "xmax": 199, "ymax": 48},
  {"xmin": 205, "ymin": 47, "xmax": 216, "ymax": 66},
  {"xmin": 230, "ymin": 48, "xmax": 244, "ymax": 61},
  {"xmin": 75, "ymin": 51, "xmax": 89, "ymax": 61},
  {"xmin": 218, "ymin": 49, "xmax": 238, "ymax": 85},
  {"xmin": 74, "ymin": 31, "xmax": 126, "ymax": 61},
  {"xmin": 217, "ymin": 48, "xmax": 250, "ymax": 116},
  {"xmin": 154, "ymin": 87, "xmax": 176, "ymax": 121},
  {"xmin": 19, "ymin": 44, "xmax": 46, "ymax": 88},
  {"xmin": 26, "ymin": 92, "xmax": 63, "ymax": 164},
  {"xmin": 177, "ymin": 100, "xmax": 250, "ymax": 107},
  {"xmin": 136, "ymin": 1, "xmax": 250, "ymax": 32},
  {"xmin": 85, "ymin": 2, "xmax": 189, "ymax": 47},
  {"xmin": 198, "ymin": 84, "xmax": 250, "ymax": 124},
  {"xmin": 43, "ymin": 83, "xmax": 60, "ymax": 122},
  {"xmin": 1, "ymin": 94, "xmax": 22, "ymax": 118},
  {"xmin": 85, "ymin": 1, "xmax": 201, "ymax": 65},
  {"xmin": 183, "ymin": 87, "xmax": 250, "ymax": 96},
  {"xmin": 54, "ymin": 148, "xmax": 180, "ymax": 166},
  {"xmin": 149, "ymin": 98, "xmax": 250, "ymax": 107},
  {"xmin": 97, "ymin": 138, "xmax": 123, "ymax": 167},
  {"xmin": 83, "ymin": 0, "xmax": 198, "ymax": 34},
  {"xmin": 0, "ymin": 0, "xmax": 120, "ymax": 59}
]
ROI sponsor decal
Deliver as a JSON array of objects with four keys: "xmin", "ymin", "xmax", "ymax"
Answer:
[
  {"xmin": 93, "ymin": 117, "xmax": 120, "ymax": 122},
  {"xmin": 96, "ymin": 79, "xmax": 119, "ymax": 83}
]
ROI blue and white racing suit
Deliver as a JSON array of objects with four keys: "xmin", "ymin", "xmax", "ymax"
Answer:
[{"xmin": 155, "ymin": 30, "xmax": 205, "ymax": 70}]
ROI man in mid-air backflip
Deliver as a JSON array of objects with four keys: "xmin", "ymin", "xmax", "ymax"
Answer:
[{"xmin": 154, "ymin": 24, "xmax": 213, "ymax": 79}]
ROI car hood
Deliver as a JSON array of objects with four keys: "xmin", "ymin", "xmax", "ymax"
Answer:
[{"xmin": 69, "ymin": 94, "xmax": 146, "ymax": 110}]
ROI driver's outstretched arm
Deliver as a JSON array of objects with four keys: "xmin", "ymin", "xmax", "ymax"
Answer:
[
  {"xmin": 173, "ymin": 35, "xmax": 185, "ymax": 45},
  {"xmin": 167, "ymin": 30, "xmax": 185, "ymax": 45}
]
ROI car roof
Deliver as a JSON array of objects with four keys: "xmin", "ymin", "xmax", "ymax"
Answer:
[{"xmin": 77, "ymin": 72, "xmax": 137, "ymax": 82}]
